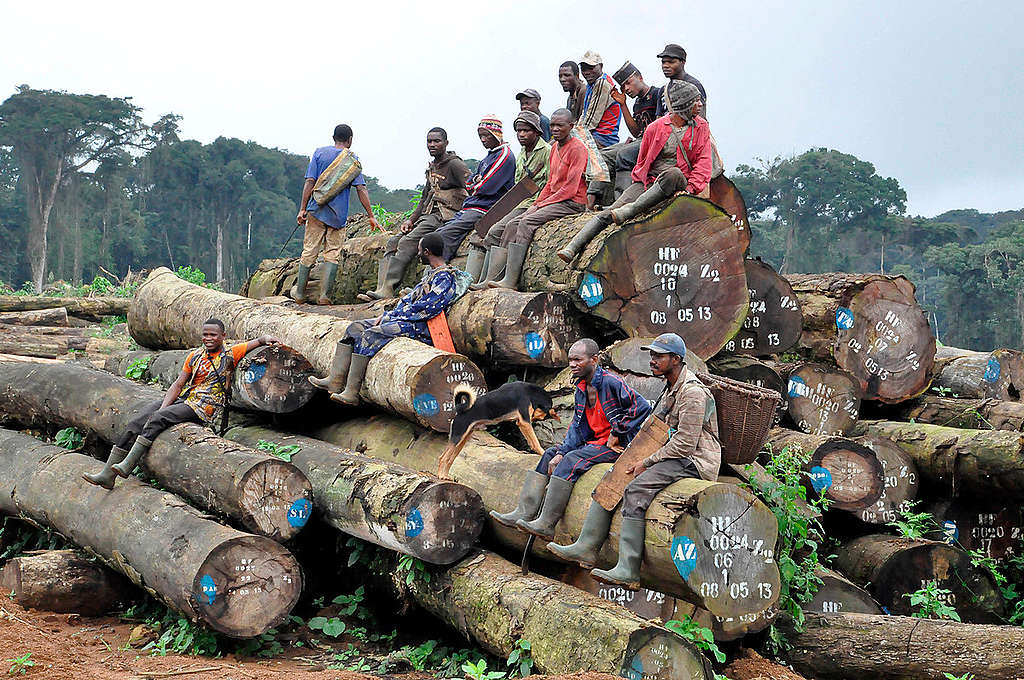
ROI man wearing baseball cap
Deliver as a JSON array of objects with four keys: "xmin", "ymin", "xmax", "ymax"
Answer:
[
  {"xmin": 655, "ymin": 43, "xmax": 706, "ymax": 119},
  {"xmin": 516, "ymin": 89, "xmax": 550, "ymax": 141},
  {"xmin": 548, "ymin": 332, "xmax": 721, "ymax": 590},
  {"xmin": 577, "ymin": 50, "xmax": 621, "ymax": 150}
]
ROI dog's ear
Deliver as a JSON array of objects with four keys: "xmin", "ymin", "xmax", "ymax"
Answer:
[{"xmin": 548, "ymin": 408, "xmax": 561, "ymax": 422}]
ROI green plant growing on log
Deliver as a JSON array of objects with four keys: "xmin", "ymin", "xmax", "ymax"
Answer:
[
  {"xmin": 887, "ymin": 500, "xmax": 936, "ymax": 539},
  {"xmin": 905, "ymin": 580, "xmax": 960, "ymax": 621},
  {"xmin": 664, "ymin": 617, "xmax": 726, "ymax": 663},
  {"xmin": 54, "ymin": 427, "xmax": 84, "ymax": 451},
  {"xmin": 125, "ymin": 356, "xmax": 151, "ymax": 380},
  {"xmin": 943, "ymin": 673, "xmax": 975, "ymax": 680},
  {"xmin": 254, "ymin": 439, "xmax": 301, "ymax": 462},
  {"xmin": 505, "ymin": 639, "xmax": 534, "ymax": 678},
  {"xmin": 396, "ymin": 555, "xmax": 431, "ymax": 585}
]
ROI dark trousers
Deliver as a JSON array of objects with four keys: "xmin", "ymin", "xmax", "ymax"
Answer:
[
  {"xmin": 621, "ymin": 458, "xmax": 700, "ymax": 518},
  {"xmin": 384, "ymin": 213, "xmax": 444, "ymax": 266},
  {"xmin": 536, "ymin": 444, "xmax": 619, "ymax": 482},
  {"xmin": 436, "ymin": 210, "xmax": 484, "ymax": 261},
  {"xmin": 116, "ymin": 399, "xmax": 198, "ymax": 449}
]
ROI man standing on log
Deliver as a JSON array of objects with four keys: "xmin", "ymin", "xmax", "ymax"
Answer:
[
  {"xmin": 469, "ymin": 111, "xmax": 551, "ymax": 288},
  {"xmin": 293, "ymin": 124, "xmax": 380, "ymax": 305},
  {"xmin": 362, "ymin": 128, "xmax": 468, "ymax": 302},
  {"xmin": 311, "ymin": 233, "xmax": 470, "ymax": 404},
  {"xmin": 491, "ymin": 339, "xmax": 651, "ymax": 540},
  {"xmin": 655, "ymin": 43, "xmax": 706, "ymax": 119},
  {"xmin": 557, "ymin": 80, "xmax": 711, "ymax": 262},
  {"xmin": 548, "ymin": 333, "xmax": 720, "ymax": 590},
  {"xmin": 83, "ymin": 319, "xmax": 280, "ymax": 489},
  {"xmin": 558, "ymin": 61, "xmax": 586, "ymax": 123},
  {"xmin": 578, "ymin": 51, "xmax": 621, "ymax": 151},
  {"xmin": 516, "ymin": 89, "xmax": 551, "ymax": 142}
]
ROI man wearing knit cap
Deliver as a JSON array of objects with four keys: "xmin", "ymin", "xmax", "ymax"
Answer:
[
  {"xmin": 469, "ymin": 110, "xmax": 550, "ymax": 287},
  {"xmin": 434, "ymin": 116, "xmax": 515, "ymax": 262},
  {"xmin": 557, "ymin": 80, "xmax": 711, "ymax": 262},
  {"xmin": 577, "ymin": 50, "xmax": 621, "ymax": 150},
  {"xmin": 655, "ymin": 43, "xmax": 706, "ymax": 119},
  {"xmin": 516, "ymin": 89, "xmax": 551, "ymax": 142}
]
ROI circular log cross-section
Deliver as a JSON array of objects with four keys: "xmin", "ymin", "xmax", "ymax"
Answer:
[
  {"xmin": 924, "ymin": 499, "xmax": 1024, "ymax": 563},
  {"xmin": 932, "ymin": 346, "xmax": 1024, "ymax": 400},
  {"xmin": 788, "ymin": 273, "xmax": 936, "ymax": 403},
  {"xmin": 854, "ymin": 436, "xmax": 919, "ymax": 526},
  {"xmin": 765, "ymin": 429, "xmax": 884, "ymax": 512},
  {"xmin": 721, "ymin": 259, "xmax": 802, "ymax": 356},
  {"xmin": 708, "ymin": 175, "xmax": 751, "ymax": 255},
  {"xmin": 523, "ymin": 196, "xmax": 748, "ymax": 358},
  {"xmin": 233, "ymin": 344, "xmax": 318, "ymax": 413},
  {"xmin": 785, "ymin": 363, "xmax": 861, "ymax": 436},
  {"xmin": 803, "ymin": 567, "xmax": 883, "ymax": 616},
  {"xmin": 835, "ymin": 534, "xmax": 1006, "ymax": 623},
  {"xmin": 669, "ymin": 597, "xmax": 775, "ymax": 642}
]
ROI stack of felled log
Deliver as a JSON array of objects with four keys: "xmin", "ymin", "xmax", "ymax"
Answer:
[{"xmin": 0, "ymin": 297, "xmax": 129, "ymax": 362}]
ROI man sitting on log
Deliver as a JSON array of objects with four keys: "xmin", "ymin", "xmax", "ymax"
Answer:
[
  {"xmin": 558, "ymin": 61, "xmax": 587, "ymax": 123},
  {"xmin": 478, "ymin": 109, "xmax": 587, "ymax": 290},
  {"xmin": 468, "ymin": 110, "xmax": 551, "ymax": 288},
  {"xmin": 655, "ymin": 43, "xmax": 707, "ymax": 119},
  {"xmin": 310, "ymin": 233, "xmax": 470, "ymax": 405},
  {"xmin": 516, "ymin": 88, "xmax": 551, "ymax": 142},
  {"xmin": 557, "ymin": 80, "xmax": 712, "ymax": 262},
  {"xmin": 360, "ymin": 128, "xmax": 469, "ymax": 301},
  {"xmin": 491, "ymin": 338, "xmax": 651, "ymax": 540},
  {"xmin": 83, "ymin": 319, "xmax": 280, "ymax": 489},
  {"xmin": 548, "ymin": 333, "xmax": 720, "ymax": 590}
]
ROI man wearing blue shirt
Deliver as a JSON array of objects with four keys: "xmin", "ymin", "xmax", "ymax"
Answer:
[{"xmin": 293, "ymin": 124, "xmax": 380, "ymax": 304}]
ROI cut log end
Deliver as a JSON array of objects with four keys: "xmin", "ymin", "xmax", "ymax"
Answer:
[
  {"xmin": 803, "ymin": 567, "xmax": 883, "ymax": 616},
  {"xmin": 0, "ymin": 549, "xmax": 128, "ymax": 616},
  {"xmin": 708, "ymin": 175, "xmax": 751, "ymax": 255},
  {"xmin": 507, "ymin": 291, "xmax": 579, "ymax": 367},
  {"xmin": 785, "ymin": 363, "xmax": 861, "ymax": 436},
  {"xmin": 809, "ymin": 439, "xmax": 884, "ymax": 511},
  {"xmin": 404, "ymin": 351, "xmax": 487, "ymax": 432},
  {"xmin": 855, "ymin": 437, "xmax": 919, "ymax": 525},
  {"xmin": 403, "ymin": 481, "xmax": 486, "ymax": 564},
  {"xmin": 622, "ymin": 628, "xmax": 714, "ymax": 680},
  {"xmin": 238, "ymin": 460, "xmax": 314, "ymax": 541},
  {"xmin": 721, "ymin": 259, "xmax": 802, "ymax": 357},
  {"xmin": 193, "ymin": 535, "xmax": 303, "ymax": 638},
  {"xmin": 233, "ymin": 344, "xmax": 317, "ymax": 413}
]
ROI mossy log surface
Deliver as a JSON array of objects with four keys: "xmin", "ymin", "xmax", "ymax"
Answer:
[
  {"xmin": 0, "ymin": 295, "xmax": 129, "ymax": 319},
  {"xmin": 0, "ymin": 428, "xmax": 302, "ymax": 638},
  {"xmin": 886, "ymin": 395, "xmax": 1024, "ymax": 431}
]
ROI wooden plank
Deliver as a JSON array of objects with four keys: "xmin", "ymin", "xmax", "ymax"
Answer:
[
  {"xmin": 473, "ymin": 176, "xmax": 539, "ymax": 237},
  {"xmin": 592, "ymin": 416, "xmax": 670, "ymax": 511}
]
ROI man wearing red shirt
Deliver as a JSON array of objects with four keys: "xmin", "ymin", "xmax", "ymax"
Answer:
[
  {"xmin": 479, "ymin": 109, "xmax": 588, "ymax": 290},
  {"xmin": 557, "ymin": 80, "xmax": 711, "ymax": 262}
]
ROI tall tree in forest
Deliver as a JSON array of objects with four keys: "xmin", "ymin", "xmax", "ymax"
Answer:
[{"xmin": 0, "ymin": 86, "xmax": 147, "ymax": 291}]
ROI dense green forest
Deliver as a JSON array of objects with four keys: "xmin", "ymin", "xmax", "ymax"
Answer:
[{"xmin": 1, "ymin": 86, "xmax": 1021, "ymax": 351}]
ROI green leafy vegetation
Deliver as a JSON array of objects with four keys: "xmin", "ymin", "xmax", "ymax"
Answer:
[
  {"xmin": 254, "ymin": 439, "xmax": 301, "ymax": 462},
  {"xmin": 905, "ymin": 580, "xmax": 961, "ymax": 621},
  {"xmin": 5, "ymin": 653, "xmax": 34, "ymax": 675},
  {"xmin": 887, "ymin": 500, "xmax": 935, "ymax": 539},
  {"xmin": 53, "ymin": 427, "xmax": 84, "ymax": 451},
  {"xmin": 0, "ymin": 518, "xmax": 67, "ymax": 561},
  {"xmin": 664, "ymin": 617, "xmax": 726, "ymax": 663},
  {"xmin": 505, "ymin": 638, "xmax": 533, "ymax": 678},
  {"xmin": 462, "ymin": 658, "xmax": 506, "ymax": 680},
  {"xmin": 125, "ymin": 356, "xmax": 151, "ymax": 380},
  {"xmin": 396, "ymin": 555, "xmax": 431, "ymax": 585}
]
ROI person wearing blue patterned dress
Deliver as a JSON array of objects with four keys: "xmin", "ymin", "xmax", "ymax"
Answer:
[{"xmin": 309, "ymin": 232, "xmax": 472, "ymax": 405}]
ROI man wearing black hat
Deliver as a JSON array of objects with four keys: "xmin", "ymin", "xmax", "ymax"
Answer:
[
  {"xmin": 516, "ymin": 89, "xmax": 551, "ymax": 142},
  {"xmin": 655, "ymin": 43, "xmax": 706, "ymax": 119},
  {"xmin": 547, "ymin": 332, "xmax": 721, "ymax": 590}
]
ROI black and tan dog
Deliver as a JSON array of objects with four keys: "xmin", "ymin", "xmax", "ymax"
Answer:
[{"xmin": 437, "ymin": 381, "xmax": 560, "ymax": 479}]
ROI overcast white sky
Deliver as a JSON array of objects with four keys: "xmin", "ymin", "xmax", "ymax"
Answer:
[{"xmin": 2, "ymin": 0, "xmax": 1022, "ymax": 217}]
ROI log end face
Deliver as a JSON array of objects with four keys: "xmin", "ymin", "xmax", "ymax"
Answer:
[
  {"xmin": 622, "ymin": 627, "xmax": 713, "ymax": 680},
  {"xmin": 234, "ymin": 344, "xmax": 318, "ymax": 413},
  {"xmin": 411, "ymin": 353, "xmax": 487, "ymax": 432},
  {"xmin": 403, "ymin": 482, "xmax": 486, "ymax": 564},
  {"xmin": 810, "ymin": 439, "xmax": 885, "ymax": 511},
  {"xmin": 505, "ymin": 293, "xmax": 581, "ymax": 367},
  {"xmin": 238, "ymin": 460, "xmax": 314, "ymax": 541}
]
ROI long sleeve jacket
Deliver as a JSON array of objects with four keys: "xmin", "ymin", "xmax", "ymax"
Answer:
[
  {"xmin": 631, "ymin": 115, "xmax": 712, "ymax": 195},
  {"xmin": 412, "ymin": 152, "xmax": 470, "ymax": 222},
  {"xmin": 558, "ymin": 366, "xmax": 652, "ymax": 453},
  {"xmin": 643, "ymin": 368, "xmax": 721, "ymax": 481},
  {"xmin": 462, "ymin": 143, "xmax": 515, "ymax": 213}
]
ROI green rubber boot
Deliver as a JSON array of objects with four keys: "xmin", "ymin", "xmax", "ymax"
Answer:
[
  {"xmin": 471, "ymin": 246, "xmax": 507, "ymax": 291},
  {"xmin": 112, "ymin": 436, "xmax": 153, "ymax": 478},
  {"xmin": 358, "ymin": 255, "xmax": 405, "ymax": 301},
  {"xmin": 331, "ymin": 353, "xmax": 370, "ymax": 406},
  {"xmin": 290, "ymin": 264, "xmax": 311, "ymax": 303},
  {"xmin": 465, "ymin": 247, "xmax": 486, "ymax": 282},
  {"xmin": 317, "ymin": 261, "xmax": 338, "ymax": 305},
  {"xmin": 611, "ymin": 183, "xmax": 669, "ymax": 226},
  {"xmin": 490, "ymin": 471, "xmax": 549, "ymax": 527},
  {"xmin": 591, "ymin": 516, "xmax": 646, "ymax": 590},
  {"xmin": 309, "ymin": 341, "xmax": 353, "ymax": 392},
  {"xmin": 557, "ymin": 212, "xmax": 613, "ymax": 262},
  {"xmin": 81, "ymin": 446, "xmax": 129, "ymax": 489},
  {"xmin": 516, "ymin": 476, "xmax": 574, "ymax": 540},
  {"xmin": 488, "ymin": 243, "xmax": 528, "ymax": 290},
  {"xmin": 546, "ymin": 500, "xmax": 614, "ymax": 568}
]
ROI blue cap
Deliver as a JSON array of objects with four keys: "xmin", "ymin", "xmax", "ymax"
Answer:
[{"xmin": 640, "ymin": 333, "xmax": 687, "ymax": 358}]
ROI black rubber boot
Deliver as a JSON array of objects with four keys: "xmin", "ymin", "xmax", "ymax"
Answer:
[
  {"xmin": 317, "ymin": 262, "xmax": 338, "ymax": 305},
  {"xmin": 557, "ymin": 212, "xmax": 613, "ymax": 262},
  {"xmin": 488, "ymin": 243, "xmax": 528, "ymax": 290},
  {"xmin": 331, "ymin": 353, "xmax": 370, "ymax": 405},
  {"xmin": 309, "ymin": 341, "xmax": 353, "ymax": 392},
  {"xmin": 471, "ymin": 246, "xmax": 507, "ymax": 290},
  {"xmin": 81, "ymin": 446, "xmax": 129, "ymax": 489},
  {"xmin": 112, "ymin": 436, "xmax": 153, "ymax": 478},
  {"xmin": 290, "ymin": 264, "xmax": 311, "ymax": 303},
  {"xmin": 546, "ymin": 500, "xmax": 614, "ymax": 568},
  {"xmin": 611, "ymin": 183, "xmax": 669, "ymax": 225},
  {"xmin": 516, "ymin": 476, "xmax": 574, "ymax": 540},
  {"xmin": 591, "ymin": 516, "xmax": 646, "ymax": 590},
  {"xmin": 490, "ymin": 471, "xmax": 549, "ymax": 527}
]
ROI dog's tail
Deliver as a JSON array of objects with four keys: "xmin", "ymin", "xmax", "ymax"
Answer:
[{"xmin": 453, "ymin": 383, "xmax": 477, "ymax": 414}]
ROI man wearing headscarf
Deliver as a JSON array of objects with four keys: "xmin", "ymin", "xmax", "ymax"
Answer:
[{"xmin": 557, "ymin": 80, "xmax": 711, "ymax": 262}]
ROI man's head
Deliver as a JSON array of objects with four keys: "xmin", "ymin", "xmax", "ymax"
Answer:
[
  {"xmin": 426, "ymin": 127, "xmax": 448, "ymax": 159},
  {"xmin": 663, "ymin": 80, "xmax": 702, "ymax": 121},
  {"xmin": 558, "ymin": 61, "xmax": 581, "ymax": 92},
  {"xmin": 333, "ymin": 124, "xmax": 353, "ymax": 146},
  {"xmin": 513, "ymin": 111, "xmax": 542, "ymax": 150},
  {"xmin": 579, "ymin": 50, "xmax": 604, "ymax": 85},
  {"xmin": 568, "ymin": 338, "xmax": 601, "ymax": 382},
  {"xmin": 418, "ymin": 233, "xmax": 445, "ymax": 264},
  {"xmin": 549, "ymin": 108, "xmax": 573, "ymax": 142},
  {"xmin": 201, "ymin": 318, "xmax": 226, "ymax": 352},
  {"xmin": 641, "ymin": 333, "xmax": 687, "ymax": 378},
  {"xmin": 477, "ymin": 115, "xmax": 503, "ymax": 150},
  {"xmin": 658, "ymin": 43, "xmax": 687, "ymax": 79},
  {"xmin": 516, "ymin": 88, "xmax": 542, "ymax": 114},
  {"xmin": 612, "ymin": 61, "xmax": 647, "ymax": 98}
]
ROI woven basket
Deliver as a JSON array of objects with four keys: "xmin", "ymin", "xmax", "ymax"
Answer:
[{"xmin": 697, "ymin": 372, "xmax": 782, "ymax": 465}]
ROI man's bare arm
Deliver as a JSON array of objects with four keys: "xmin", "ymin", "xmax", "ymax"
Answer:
[
  {"xmin": 297, "ymin": 178, "xmax": 315, "ymax": 224},
  {"xmin": 356, "ymin": 186, "xmax": 381, "ymax": 230},
  {"xmin": 162, "ymin": 370, "xmax": 190, "ymax": 408}
]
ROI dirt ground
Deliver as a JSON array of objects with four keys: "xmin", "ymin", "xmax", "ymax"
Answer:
[{"xmin": 723, "ymin": 648, "xmax": 808, "ymax": 680}]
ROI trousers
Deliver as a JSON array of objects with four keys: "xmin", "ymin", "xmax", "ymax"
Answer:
[
  {"xmin": 435, "ymin": 210, "xmax": 484, "ymax": 261},
  {"xmin": 621, "ymin": 457, "xmax": 700, "ymax": 518},
  {"xmin": 500, "ymin": 200, "xmax": 585, "ymax": 247},
  {"xmin": 536, "ymin": 444, "xmax": 619, "ymax": 482},
  {"xmin": 116, "ymin": 399, "xmax": 199, "ymax": 449}
]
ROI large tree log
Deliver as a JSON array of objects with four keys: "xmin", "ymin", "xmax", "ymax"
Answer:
[
  {"xmin": 782, "ymin": 362, "xmax": 861, "ymax": 436},
  {"xmin": 932, "ymin": 346, "xmax": 1024, "ymax": 400},
  {"xmin": 834, "ymin": 534, "xmax": 1005, "ymax": 622},
  {"xmin": 0, "ymin": 428, "xmax": 302, "ymax": 637},
  {"xmin": 129, "ymin": 267, "xmax": 486, "ymax": 432},
  {"xmin": 0, "ymin": 307, "xmax": 68, "ymax": 326},
  {"xmin": 708, "ymin": 175, "xmax": 751, "ymax": 255},
  {"xmin": 0, "ymin": 362, "xmax": 312, "ymax": 541},
  {"xmin": 720, "ymin": 259, "xmax": 802, "ymax": 356},
  {"xmin": 599, "ymin": 337, "xmax": 709, "ymax": 403},
  {"xmin": 884, "ymin": 395, "xmax": 1024, "ymax": 431},
  {"xmin": 787, "ymin": 273, "xmax": 935, "ymax": 402},
  {"xmin": 786, "ymin": 612, "xmax": 1024, "ymax": 680},
  {"xmin": 0, "ymin": 549, "xmax": 129, "ymax": 615},
  {"xmin": 853, "ymin": 436, "xmax": 919, "ymax": 525},
  {"xmin": 402, "ymin": 551, "xmax": 714, "ymax": 679},
  {"xmin": 0, "ymin": 296, "xmax": 129, "ymax": 319},
  {"xmin": 855, "ymin": 419, "xmax": 1024, "ymax": 496},
  {"xmin": 312, "ymin": 414, "xmax": 782, "ymax": 623},
  {"xmin": 223, "ymin": 424, "xmax": 485, "ymax": 564},
  {"xmin": 103, "ymin": 345, "xmax": 318, "ymax": 414},
  {"xmin": 922, "ymin": 498, "xmax": 1024, "ymax": 563},
  {"xmin": 0, "ymin": 325, "xmax": 89, "ymax": 358},
  {"xmin": 803, "ymin": 566, "xmax": 882, "ymax": 616},
  {"xmin": 764, "ymin": 429, "xmax": 884, "ymax": 512}
]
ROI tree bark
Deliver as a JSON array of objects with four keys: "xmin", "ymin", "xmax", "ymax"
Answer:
[
  {"xmin": 802, "ymin": 566, "xmax": 882, "ymax": 616},
  {"xmin": 223, "ymin": 424, "xmax": 485, "ymax": 565},
  {"xmin": 0, "ymin": 549, "xmax": 130, "ymax": 615},
  {"xmin": 781, "ymin": 362, "xmax": 861, "ymax": 436},
  {"xmin": 310, "ymin": 415, "xmax": 782, "ymax": 623},
  {"xmin": 786, "ymin": 273, "xmax": 935, "ymax": 402},
  {"xmin": 0, "ymin": 362, "xmax": 313, "ymax": 541},
  {"xmin": 834, "ymin": 534, "xmax": 1005, "ymax": 623},
  {"xmin": 764, "ymin": 429, "xmax": 884, "ymax": 512},
  {"xmin": 0, "ymin": 326, "xmax": 91, "ymax": 358},
  {"xmin": 104, "ymin": 344, "xmax": 319, "ymax": 414},
  {"xmin": 786, "ymin": 612, "xmax": 1024, "ymax": 680},
  {"xmin": 720, "ymin": 259, "xmax": 802, "ymax": 356},
  {"xmin": 708, "ymin": 175, "xmax": 751, "ymax": 255},
  {"xmin": 0, "ymin": 307, "xmax": 68, "ymax": 326},
  {"xmin": 128, "ymin": 267, "xmax": 487, "ymax": 432},
  {"xmin": 0, "ymin": 428, "xmax": 302, "ymax": 637},
  {"xmin": 854, "ymin": 419, "xmax": 1024, "ymax": 497},
  {"xmin": 921, "ymin": 498, "xmax": 1024, "ymax": 563},
  {"xmin": 932, "ymin": 346, "xmax": 1024, "ymax": 400},
  {"xmin": 853, "ymin": 436, "xmax": 919, "ymax": 525},
  {"xmin": 0, "ymin": 296, "xmax": 129, "ymax": 319},
  {"xmin": 400, "ymin": 551, "xmax": 714, "ymax": 679},
  {"xmin": 883, "ymin": 395, "xmax": 1024, "ymax": 431}
]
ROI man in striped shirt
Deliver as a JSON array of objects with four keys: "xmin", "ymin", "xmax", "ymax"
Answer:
[{"xmin": 578, "ymin": 50, "xmax": 622, "ymax": 149}]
